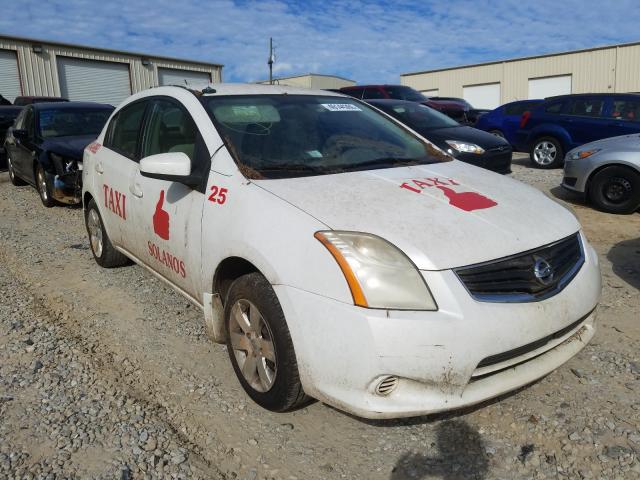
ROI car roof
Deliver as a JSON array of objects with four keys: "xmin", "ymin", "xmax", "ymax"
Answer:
[
  {"xmin": 544, "ymin": 92, "xmax": 640, "ymax": 101},
  {"xmin": 31, "ymin": 101, "xmax": 114, "ymax": 111},
  {"xmin": 339, "ymin": 84, "xmax": 409, "ymax": 90},
  {"xmin": 366, "ymin": 99, "xmax": 417, "ymax": 106},
  {"xmin": 166, "ymin": 83, "xmax": 346, "ymax": 98}
]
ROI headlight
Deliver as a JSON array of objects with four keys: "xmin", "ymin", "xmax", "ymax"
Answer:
[
  {"xmin": 569, "ymin": 148, "xmax": 601, "ymax": 160},
  {"xmin": 445, "ymin": 140, "xmax": 485, "ymax": 155},
  {"xmin": 315, "ymin": 231, "xmax": 437, "ymax": 310},
  {"xmin": 50, "ymin": 152, "xmax": 79, "ymax": 173}
]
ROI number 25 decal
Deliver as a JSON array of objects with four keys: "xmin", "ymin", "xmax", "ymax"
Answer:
[{"xmin": 208, "ymin": 185, "xmax": 228, "ymax": 204}]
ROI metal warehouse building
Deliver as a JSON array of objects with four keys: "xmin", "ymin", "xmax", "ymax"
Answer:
[
  {"xmin": 400, "ymin": 42, "xmax": 640, "ymax": 110},
  {"xmin": 258, "ymin": 73, "xmax": 355, "ymax": 90},
  {"xmin": 0, "ymin": 34, "xmax": 222, "ymax": 106}
]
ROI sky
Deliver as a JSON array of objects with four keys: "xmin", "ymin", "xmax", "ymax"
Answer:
[{"xmin": 1, "ymin": 0, "xmax": 639, "ymax": 83}]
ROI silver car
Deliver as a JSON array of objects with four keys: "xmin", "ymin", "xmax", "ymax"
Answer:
[{"xmin": 562, "ymin": 134, "xmax": 640, "ymax": 214}]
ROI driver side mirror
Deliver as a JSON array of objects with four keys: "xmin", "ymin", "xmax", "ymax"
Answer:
[
  {"xmin": 12, "ymin": 128, "xmax": 28, "ymax": 140},
  {"xmin": 140, "ymin": 152, "xmax": 201, "ymax": 187}
]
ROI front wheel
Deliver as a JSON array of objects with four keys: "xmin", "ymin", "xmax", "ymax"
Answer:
[
  {"xmin": 35, "ymin": 164, "xmax": 56, "ymax": 207},
  {"xmin": 530, "ymin": 137, "xmax": 563, "ymax": 169},
  {"xmin": 225, "ymin": 273, "xmax": 310, "ymax": 412},
  {"xmin": 588, "ymin": 166, "xmax": 640, "ymax": 214},
  {"xmin": 84, "ymin": 199, "xmax": 130, "ymax": 267}
]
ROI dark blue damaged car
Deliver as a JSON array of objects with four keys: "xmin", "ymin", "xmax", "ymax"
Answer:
[{"xmin": 4, "ymin": 102, "xmax": 113, "ymax": 207}]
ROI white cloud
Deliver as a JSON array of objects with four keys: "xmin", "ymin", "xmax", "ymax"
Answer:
[{"xmin": 0, "ymin": 0, "xmax": 638, "ymax": 83}]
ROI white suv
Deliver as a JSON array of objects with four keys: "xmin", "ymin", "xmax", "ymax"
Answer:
[{"xmin": 82, "ymin": 84, "xmax": 601, "ymax": 419}]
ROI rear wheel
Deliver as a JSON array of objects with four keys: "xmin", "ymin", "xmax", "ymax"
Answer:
[
  {"xmin": 84, "ymin": 199, "xmax": 130, "ymax": 267},
  {"xmin": 225, "ymin": 273, "xmax": 310, "ymax": 412},
  {"xmin": 35, "ymin": 164, "xmax": 55, "ymax": 207},
  {"xmin": 530, "ymin": 136, "xmax": 563, "ymax": 168},
  {"xmin": 588, "ymin": 166, "xmax": 640, "ymax": 214},
  {"xmin": 7, "ymin": 156, "xmax": 26, "ymax": 186}
]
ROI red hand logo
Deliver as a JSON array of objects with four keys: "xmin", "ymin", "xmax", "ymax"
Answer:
[
  {"xmin": 436, "ymin": 185, "xmax": 497, "ymax": 212},
  {"xmin": 153, "ymin": 190, "xmax": 170, "ymax": 240}
]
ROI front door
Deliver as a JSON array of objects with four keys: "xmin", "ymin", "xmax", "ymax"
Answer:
[{"xmin": 126, "ymin": 97, "xmax": 209, "ymax": 300}]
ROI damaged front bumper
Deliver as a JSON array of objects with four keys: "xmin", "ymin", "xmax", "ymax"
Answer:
[
  {"xmin": 274, "ymin": 233, "xmax": 601, "ymax": 419},
  {"xmin": 48, "ymin": 170, "xmax": 82, "ymax": 204}
]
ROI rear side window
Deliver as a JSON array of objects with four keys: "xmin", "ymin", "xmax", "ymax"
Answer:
[
  {"xmin": 567, "ymin": 98, "xmax": 604, "ymax": 117},
  {"xmin": 610, "ymin": 99, "xmax": 640, "ymax": 121},
  {"xmin": 142, "ymin": 99, "xmax": 197, "ymax": 161},
  {"xmin": 341, "ymin": 88, "xmax": 364, "ymax": 99},
  {"xmin": 545, "ymin": 102, "xmax": 564, "ymax": 114},
  {"xmin": 363, "ymin": 88, "xmax": 385, "ymax": 99},
  {"xmin": 106, "ymin": 101, "xmax": 147, "ymax": 160}
]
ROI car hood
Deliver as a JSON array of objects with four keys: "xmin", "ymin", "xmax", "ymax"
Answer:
[
  {"xmin": 570, "ymin": 133, "xmax": 640, "ymax": 153},
  {"xmin": 42, "ymin": 135, "xmax": 97, "ymax": 160},
  {"xmin": 418, "ymin": 126, "xmax": 510, "ymax": 151},
  {"xmin": 255, "ymin": 161, "xmax": 580, "ymax": 270}
]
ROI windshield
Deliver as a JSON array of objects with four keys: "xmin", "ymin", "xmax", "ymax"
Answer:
[
  {"xmin": 204, "ymin": 95, "xmax": 450, "ymax": 179},
  {"xmin": 383, "ymin": 86, "xmax": 428, "ymax": 102},
  {"xmin": 380, "ymin": 103, "xmax": 460, "ymax": 130},
  {"xmin": 38, "ymin": 108, "xmax": 113, "ymax": 138}
]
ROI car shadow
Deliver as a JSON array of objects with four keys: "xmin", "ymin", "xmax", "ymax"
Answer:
[
  {"xmin": 607, "ymin": 237, "xmax": 640, "ymax": 290},
  {"xmin": 389, "ymin": 419, "xmax": 489, "ymax": 480},
  {"xmin": 548, "ymin": 185, "xmax": 587, "ymax": 208}
]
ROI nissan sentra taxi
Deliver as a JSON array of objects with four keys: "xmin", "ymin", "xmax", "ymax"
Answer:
[{"xmin": 82, "ymin": 84, "xmax": 601, "ymax": 419}]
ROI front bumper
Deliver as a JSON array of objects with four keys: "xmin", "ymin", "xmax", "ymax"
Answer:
[
  {"xmin": 456, "ymin": 149, "xmax": 512, "ymax": 174},
  {"xmin": 562, "ymin": 158, "xmax": 592, "ymax": 193},
  {"xmin": 49, "ymin": 171, "xmax": 82, "ymax": 204},
  {"xmin": 276, "ymin": 233, "xmax": 600, "ymax": 419}
]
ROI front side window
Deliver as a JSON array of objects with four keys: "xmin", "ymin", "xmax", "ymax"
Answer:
[
  {"xmin": 107, "ymin": 101, "xmax": 147, "ymax": 159},
  {"xmin": 567, "ymin": 98, "xmax": 604, "ymax": 117},
  {"xmin": 610, "ymin": 99, "xmax": 640, "ymax": 121},
  {"xmin": 38, "ymin": 108, "xmax": 113, "ymax": 138},
  {"xmin": 23, "ymin": 108, "xmax": 35, "ymax": 138},
  {"xmin": 142, "ymin": 100, "xmax": 197, "ymax": 161},
  {"xmin": 204, "ymin": 95, "xmax": 450, "ymax": 179},
  {"xmin": 382, "ymin": 102, "xmax": 459, "ymax": 130}
]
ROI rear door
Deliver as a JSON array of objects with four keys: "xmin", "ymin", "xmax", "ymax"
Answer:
[
  {"xmin": 126, "ymin": 96, "xmax": 210, "ymax": 298},
  {"xmin": 97, "ymin": 99, "xmax": 149, "ymax": 247},
  {"xmin": 562, "ymin": 96, "xmax": 608, "ymax": 146}
]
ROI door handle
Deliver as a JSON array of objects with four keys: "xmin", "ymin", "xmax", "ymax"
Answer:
[
  {"xmin": 129, "ymin": 182, "xmax": 143, "ymax": 198},
  {"xmin": 95, "ymin": 162, "xmax": 104, "ymax": 174}
]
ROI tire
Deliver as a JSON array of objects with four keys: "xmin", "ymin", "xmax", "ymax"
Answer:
[
  {"xmin": 35, "ymin": 164, "xmax": 56, "ymax": 207},
  {"xmin": 7, "ymin": 156, "xmax": 26, "ymax": 186},
  {"xmin": 530, "ymin": 136, "xmax": 564, "ymax": 169},
  {"xmin": 225, "ymin": 273, "xmax": 310, "ymax": 412},
  {"xmin": 588, "ymin": 166, "xmax": 640, "ymax": 214},
  {"xmin": 84, "ymin": 199, "xmax": 130, "ymax": 267},
  {"xmin": 489, "ymin": 129, "xmax": 505, "ymax": 139}
]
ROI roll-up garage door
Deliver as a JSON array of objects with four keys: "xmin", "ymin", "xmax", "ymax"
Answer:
[
  {"xmin": 0, "ymin": 50, "xmax": 22, "ymax": 103},
  {"xmin": 528, "ymin": 75, "xmax": 572, "ymax": 99},
  {"xmin": 463, "ymin": 83, "xmax": 501, "ymax": 109},
  {"xmin": 158, "ymin": 68, "xmax": 211, "ymax": 87},
  {"xmin": 57, "ymin": 57, "xmax": 131, "ymax": 106}
]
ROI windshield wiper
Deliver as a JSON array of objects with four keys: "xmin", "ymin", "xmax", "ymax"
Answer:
[{"xmin": 340, "ymin": 157, "xmax": 423, "ymax": 172}]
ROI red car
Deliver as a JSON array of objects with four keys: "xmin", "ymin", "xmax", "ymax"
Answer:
[{"xmin": 338, "ymin": 85, "xmax": 486, "ymax": 125}]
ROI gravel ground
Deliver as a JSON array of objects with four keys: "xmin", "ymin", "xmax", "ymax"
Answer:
[{"xmin": 0, "ymin": 154, "xmax": 639, "ymax": 479}]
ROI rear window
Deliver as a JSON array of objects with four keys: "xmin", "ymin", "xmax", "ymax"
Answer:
[
  {"xmin": 544, "ymin": 102, "xmax": 564, "ymax": 114},
  {"xmin": 504, "ymin": 102, "xmax": 541, "ymax": 116},
  {"xmin": 567, "ymin": 98, "xmax": 604, "ymax": 117},
  {"xmin": 204, "ymin": 95, "xmax": 450, "ymax": 179}
]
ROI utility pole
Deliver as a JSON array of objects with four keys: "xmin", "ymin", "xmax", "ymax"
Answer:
[{"xmin": 268, "ymin": 37, "xmax": 275, "ymax": 84}]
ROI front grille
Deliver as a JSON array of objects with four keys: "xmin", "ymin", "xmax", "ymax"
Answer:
[{"xmin": 455, "ymin": 233, "xmax": 584, "ymax": 302}]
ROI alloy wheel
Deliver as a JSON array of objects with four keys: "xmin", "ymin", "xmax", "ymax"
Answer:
[
  {"xmin": 229, "ymin": 299, "xmax": 277, "ymax": 392},
  {"xmin": 533, "ymin": 141, "xmax": 557, "ymax": 165},
  {"xmin": 87, "ymin": 209, "xmax": 104, "ymax": 258},
  {"xmin": 37, "ymin": 168, "xmax": 48, "ymax": 201}
]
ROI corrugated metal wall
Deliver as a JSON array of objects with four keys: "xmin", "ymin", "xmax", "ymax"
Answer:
[
  {"xmin": 0, "ymin": 36, "xmax": 221, "ymax": 100},
  {"xmin": 400, "ymin": 43, "xmax": 640, "ymax": 104}
]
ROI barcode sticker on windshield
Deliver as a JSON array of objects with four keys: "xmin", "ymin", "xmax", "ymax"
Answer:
[{"xmin": 321, "ymin": 103, "xmax": 362, "ymax": 112}]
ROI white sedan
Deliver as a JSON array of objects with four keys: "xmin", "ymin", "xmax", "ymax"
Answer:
[{"xmin": 82, "ymin": 84, "xmax": 601, "ymax": 419}]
